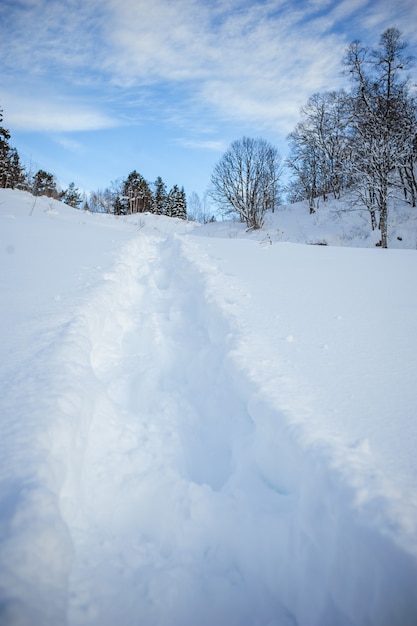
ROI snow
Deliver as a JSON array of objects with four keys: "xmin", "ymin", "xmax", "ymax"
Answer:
[{"xmin": 1, "ymin": 188, "xmax": 417, "ymax": 626}]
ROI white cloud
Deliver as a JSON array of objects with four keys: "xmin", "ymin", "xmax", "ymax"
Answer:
[
  {"xmin": 175, "ymin": 138, "xmax": 227, "ymax": 151},
  {"xmin": 93, "ymin": 0, "xmax": 352, "ymax": 135},
  {"xmin": 53, "ymin": 136, "xmax": 83, "ymax": 151},
  {"xmin": 100, "ymin": 0, "xmax": 213, "ymax": 84},
  {"xmin": 2, "ymin": 92, "xmax": 117, "ymax": 132},
  {"xmin": 1, "ymin": 0, "xmax": 416, "ymax": 138}
]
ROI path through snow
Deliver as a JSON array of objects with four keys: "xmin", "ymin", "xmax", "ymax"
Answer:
[
  {"xmin": 1, "ymin": 192, "xmax": 417, "ymax": 626},
  {"xmin": 51, "ymin": 233, "xmax": 417, "ymax": 626},
  {"xmin": 61, "ymin": 233, "xmax": 252, "ymax": 623}
]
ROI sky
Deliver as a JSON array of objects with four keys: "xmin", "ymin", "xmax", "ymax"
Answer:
[{"xmin": 1, "ymin": 0, "xmax": 417, "ymax": 202}]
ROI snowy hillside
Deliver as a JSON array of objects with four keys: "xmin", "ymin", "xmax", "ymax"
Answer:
[{"xmin": 1, "ymin": 188, "xmax": 417, "ymax": 626}]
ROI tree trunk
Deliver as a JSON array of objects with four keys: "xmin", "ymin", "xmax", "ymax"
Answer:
[
  {"xmin": 369, "ymin": 207, "xmax": 377, "ymax": 230},
  {"xmin": 379, "ymin": 195, "xmax": 388, "ymax": 248}
]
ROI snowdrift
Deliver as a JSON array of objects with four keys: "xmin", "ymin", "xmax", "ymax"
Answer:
[{"xmin": 1, "ymin": 189, "xmax": 417, "ymax": 626}]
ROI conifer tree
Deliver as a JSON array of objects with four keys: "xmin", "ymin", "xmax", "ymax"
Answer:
[
  {"xmin": 177, "ymin": 186, "xmax": 187, "ymax": 220},
  {"xmin": 153, "ymin": 176, "xmax": 167, "ymax": 215},
  {"xmin": 0, "ymin": 108, "xmax": 12, "ymax": 188},
  {"xmin": 119, "ymin": 170, "xmax": 152, "ymax": 214},
  {"xmin": 62, "ymin": 182, "xmax": 83, "ymax": 208},
  {"xmin": 5, "ymin": 148, "xmax": 26, "ymax": 189},
  {"xmin": 166, "ymin": 185, "xmax": 187, "ymax": 219},
  {"xmin": 32, "ymin": 169, "xmax": 58, "ymax": 198}
]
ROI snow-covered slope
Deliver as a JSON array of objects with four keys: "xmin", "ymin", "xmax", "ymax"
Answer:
[{"xmin": 1, "ymin": 189, "xmax": 416, "ymax": 626}]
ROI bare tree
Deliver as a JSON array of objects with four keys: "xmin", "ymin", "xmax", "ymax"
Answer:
[
  {"xmin": 397, "ymin": 123, "xmax": 417, "ymax": 208},
  {"xmin": 344, "ymin": 28, "xmax": 416, "ymax": 247},
  {"xmin": 187, "ymin": 191, "xmax": 202, "ymax": 222},
  {"xmin": 287, "ymin": 91, "xmax": 352, "ymax": 213},
  {"xmin": 88, "ymin": 188, "xmax": 115, "ymax": 213},
  {"xmin": 210, "ymin": 137, "xmax": 282, "ymax": 229}
]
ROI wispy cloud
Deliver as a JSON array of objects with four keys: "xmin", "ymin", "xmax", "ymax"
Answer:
[
  {"xmin": 175, "ymin": 138, "xmax": 227, "ymax": 152},
  {"xmin": 52, "ymin": 136, "xmax": 83, "ymax": 152},
  {"xmin": 1, "ymin": 92, "xmax": 118, "ymax": 132},
  {"xmin": 1, "ymin": 0, "xmax": 416, "ymax": 138}
]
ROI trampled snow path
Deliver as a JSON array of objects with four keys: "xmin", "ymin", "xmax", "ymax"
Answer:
[
  {"xmin": 1, "ymin": 207, "xmax": 417, "ymax": 626},
  {"xmin": 27, "ymin": 233, "xmax": 417, "ymax": 625},
  {"xmin": 59, "ymin": 233, "xmax": 255, "ymax": 624}
]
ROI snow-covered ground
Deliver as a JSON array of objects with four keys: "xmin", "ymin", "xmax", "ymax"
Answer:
[{"xmin": 1, "ymin": 188, "xmax": 416, "ymax": 626}]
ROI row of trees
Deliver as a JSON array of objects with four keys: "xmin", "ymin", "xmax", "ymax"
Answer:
[
  {"xmin": 0, "ymin": 111, "xmax": 187, "ymax": 219},
  {"xmin": 285, "ymin": 27, "xmax": 417, "ymax": 247},
  {"xmin": 210, "ymin": 28, "xmax": 417, "ymax": 246},
  {"xmin": 88, "ymin": 173, "xmax": 187, "ymax": 219},
  {"xmin": 1, "ymin": 110, "xmax": 26, "ymax": 190},
  {"xmin": 0, "ymin": 120, "xmax": 86, "ymax": 209}
]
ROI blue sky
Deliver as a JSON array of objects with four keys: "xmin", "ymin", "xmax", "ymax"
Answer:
[{"xmin": 1, "ymin": 0, "xmax": 417, "ymax": 203}]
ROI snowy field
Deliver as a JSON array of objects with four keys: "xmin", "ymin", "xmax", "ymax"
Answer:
[{"xmin": 1, "ymin": 188, "xmax": 417, "ymax": 626}]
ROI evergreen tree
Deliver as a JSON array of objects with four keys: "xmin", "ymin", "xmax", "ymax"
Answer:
[
  {"xmin": 167, "ymin": 184, "xmax": 187, "ymax": 219},
  {"xmin": 178, "ymin": 186, "xmax": 187, "ymax": 220},
  {"xmin": 32, "ymin": 169, "xmax": 58, "ymax": 198},
  {"xmin": 113, "ymin": 195, "xmax": 123, "ymax": 216},
  {"xmin": 7, "ymin": 148, "xmax": 26, "ymax": 190},
  {"xmin": 62, "ymin": 182, "xmax": 83, "ymax": 208},
  {"xmin": 152, "ymin": 176, "xmax": 167, "ymax": 215},
  {"xmin": 0, "ymin": 108, "xmax": 12, "ymax": 188},
  {"xmin": 119, "ymin": 170, "xmax": 153, "ymax": 214}
]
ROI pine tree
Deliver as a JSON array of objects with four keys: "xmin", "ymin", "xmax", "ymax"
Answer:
[
  {"xmin": 0, "ymin": 108, "xmax": 12, "ymax": 188},
  {"xmin": 6, "ymin": 149, "xmax": 26, "ymax": 189},
  {"xmin": 113, "ymin": 195, "xmax": 123, "ymax": 215},
  {"xmin": 62, "ymin": 182, "xmax": 83, "ymax": 208},
  {"xmin": 152, "ymin": 176, "xmax": 167, "ymax": 215},
  {"xmin": 119, "ymin": 170, "xmax": 153, "ymax": 214},
  {"xmin": 178, "ymin": 186, "xmax": 187, "ymax": 220},
  {"xmin": 167, "ymin": 185, "xmax": 179, "ymax": 218},
  {"xmin": 166, "ymin": 185, "xmax": 187, "ymax": 220},
  {"xmin": 32, "ymin": 169, "xmax": 58, "ymax": 198}
]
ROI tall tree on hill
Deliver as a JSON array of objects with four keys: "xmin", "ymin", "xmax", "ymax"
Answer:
[
  {"xmin": 187, "ymin": 191, "xmax": 202, "ymax": 222},
  {"xmin": 167, "ymin": 185, "xmax": 187, "ymax": 219},
  {"xmin": 62, "ymin": 182, "xmax": 83, "ymax": 208},
  {"xmin": 177, "ymin": 186, "xmax": 187, "ymax": 220},
  {"xmin": 0, "ymin": 108, "xmax": 26, "ymax": 189},
  {"xmin": 0, "ymin": 108, "xmax": 11, "ymax": 188},
  {"xmin": 153, "ymin": 176, "xmax": 168, "ymax": 215},
  {"xmin": 6, "ymin": 148, "xmax": 26, "ymax": 190},
  {"xmin": 32, "ymin": 169, "xmax": 58, "ymax": 198},
  {"xmin": 344, "ymin": 27, "xmax": 416, "ymax": 247},
  {"xmin": 287, "ymin": 90, "xmax": 351, "ymax": 212},
  {"xmin": 119, "ymin": 170, "xmax": 153, "ymax": 214},
  {"xmin": 89, "ymin": 188, "xmax": 115, "ymax": 213},
  {"xmin": 398, "ymin": 134, "xmax": 417, "ymax": 207}
]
